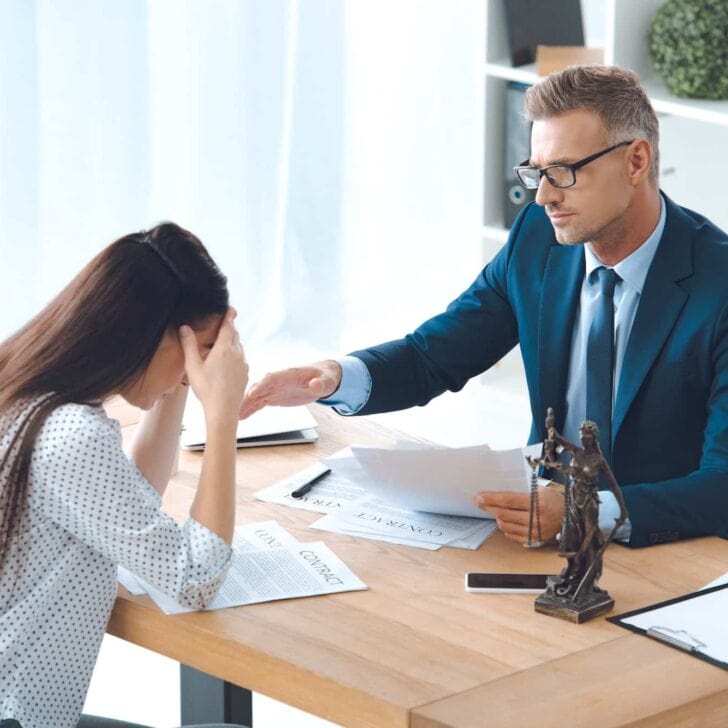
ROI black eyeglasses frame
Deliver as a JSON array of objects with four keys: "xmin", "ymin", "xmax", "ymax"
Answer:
[{"xmin": 514, "ymin": 140, "xmax": 635, "ymax": 190}]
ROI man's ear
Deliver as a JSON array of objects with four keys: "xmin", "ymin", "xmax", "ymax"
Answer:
[{"xmin": 627, "ymin": 139, "xmax": 653, "ymax": 186}]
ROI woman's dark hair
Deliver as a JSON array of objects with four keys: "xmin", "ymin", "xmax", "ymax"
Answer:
[{"xmin": 0, "ymin": 222, "xmax": 229, "ymax": 569}]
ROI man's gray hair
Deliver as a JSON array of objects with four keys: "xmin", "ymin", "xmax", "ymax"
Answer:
[{"xmin": 524, "ymin": 65, "xmax": 660, "ymax": 181}]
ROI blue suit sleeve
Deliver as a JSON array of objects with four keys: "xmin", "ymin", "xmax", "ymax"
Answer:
[{"xmin": 349, "ymin": 215, "xmax": 528, "ymax": 416}]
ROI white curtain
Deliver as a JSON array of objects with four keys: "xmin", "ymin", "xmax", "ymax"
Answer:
[{"xmin": 0, "ymin": 0, "xmax": 484, "ymax": 361}]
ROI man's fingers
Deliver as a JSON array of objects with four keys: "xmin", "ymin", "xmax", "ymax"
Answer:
[
  {"xmin": 495, "ymin": 516, "xmax": 530, "ymax": 534},
  {"xmin": 491, "ymin": 512, "xmax": 531, "ymax": 542},
  {"xmin": 484, "ymin": 488, "xmax": 565, "ymax": 543},
  {"xmin": 242, "ymin": 376, "xmax": 278, "ymax": 404},
  {"xmin": 475, "ymin": 491, "xmax": 531, "ymax": 511},
  {"xmin": 483, "ymin": 502, "xmax": 533, "ymax": 541},
  {"xmin": 238, "ymin": 366, "xmax": 325, "ymax": 419},
  {"xmin": 503, "ymin": 530, "xmax": 528, "ymax": 545},
  {"xmin": 243, "ymin": 380, "xmax": 263, "ymax": 400},
  {"xmin": 239, "ymin": 398, "xmax": 264, "ymax": 420},
  {"xmin": 490, "ymin": 507, "xmax": 531, "ymax": 528}
]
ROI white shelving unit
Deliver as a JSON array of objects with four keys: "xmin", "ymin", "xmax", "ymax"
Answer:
[{"xmin": 482, "ymin": 0, "xmax": 728, "ymax": 261}]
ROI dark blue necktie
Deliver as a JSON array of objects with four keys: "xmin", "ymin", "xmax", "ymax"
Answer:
[{"xmin": 586, "ymin": 267, "xmax": 620, "ymax": 466}]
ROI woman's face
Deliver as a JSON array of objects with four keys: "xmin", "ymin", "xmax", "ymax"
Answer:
[
  {"xmin": 580, "ymin": 428, "xmax": 596, "ymax": 448},
  {"xmin": 119, "ymin": 315, "xmax": 222, "ymax": 409}
]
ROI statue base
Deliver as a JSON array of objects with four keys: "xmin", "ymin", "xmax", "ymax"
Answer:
[{"xmin": 534, "ymin": 575, "xmax": 615, "ymax": 623}]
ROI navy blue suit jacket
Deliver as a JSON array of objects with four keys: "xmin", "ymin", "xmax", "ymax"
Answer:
[{"xmin": 351, "ymin": 197, "xmax": 728, "ymax": 547}]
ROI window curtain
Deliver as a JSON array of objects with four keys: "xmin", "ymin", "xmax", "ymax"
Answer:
[{"xmin": 0, "ymin": 0, "xmax": 484, "ymax": 358}]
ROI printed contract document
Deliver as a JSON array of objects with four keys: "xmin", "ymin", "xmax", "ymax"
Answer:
[
  {"xmin": 255, "ymin": 447, "xmax": 500, "ymax": 550},
  {"xmin": 118, "ymin": 521, "xmax": 367, "ymax": 614}
]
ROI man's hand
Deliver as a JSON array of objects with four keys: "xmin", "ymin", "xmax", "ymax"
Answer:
[
  {"xmin": 475, "ymin": 487, "xmax": 565, "ymax": 544},
  {"xmin": 239, "ymin": 360, "xmax": 342, "ymax": 419}
]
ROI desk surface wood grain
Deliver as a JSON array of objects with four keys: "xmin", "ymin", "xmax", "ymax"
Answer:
[{"xmin": 105, "ymin": 399, "xmax": 728, "ymax": 728}]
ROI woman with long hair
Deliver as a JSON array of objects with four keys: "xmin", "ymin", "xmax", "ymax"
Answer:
[{"xmin": 0, "ymin": 223, "xmax": 248, "ymax": 728}]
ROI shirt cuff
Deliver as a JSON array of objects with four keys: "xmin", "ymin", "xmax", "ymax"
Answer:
[
  {"xmin": 318, "ymin": 355, "xmax": 372, "ymax": 415},
  {"xmin": 598, "ymin": 490, "xmax": 631, "ymax": 542},
  {"xmin": 183, "ymin": 518, "xmax": 233, "ymax": 581}
]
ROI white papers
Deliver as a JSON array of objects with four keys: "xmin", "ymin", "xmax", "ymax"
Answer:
[
  {"xmin": 310, "ymin": 499, "xmax": 497, "ymax": 550},
  {"xmin": 349, "ymin": 442, "xmax": 543, "ymax": 518},
  {"xmin": 117, "ymin": 566, "xmax": 146, "ymax": 595},
  {"xmin": 122, "ymin": 521, "xmax": 367, "ymax": 615},
  {"xmin": 255, "ymin": 447, "xmax": 499, "ymax": 550},
  {"xmin": 181, "ymin": 393, "xmax": 318, "ymax": 450},
  {"xmin": 257, "ymin": 442, "xmax": 543, "ymax": 521},
  {"xmin": 322, "ymin": 498, "xmax": 484, "ymax": 544},
  {"xmin": 254, "ymin": 449, "xmax": 366, "ymax": 514}
]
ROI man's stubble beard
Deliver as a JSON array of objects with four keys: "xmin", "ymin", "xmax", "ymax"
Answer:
[
  {"xmin": 552, "ymin": 214, "xmax": 623, "ymax": 249},
  {"xmin": 553, "ymin": 225, "xmax": 590, "ymax": 247}
]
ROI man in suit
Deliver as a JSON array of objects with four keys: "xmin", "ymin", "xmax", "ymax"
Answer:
[{"xmin": 241, "ymin": 65, "xmax": 728, "ymax": 548}]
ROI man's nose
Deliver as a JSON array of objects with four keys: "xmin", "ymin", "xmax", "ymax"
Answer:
[{"xmin": 535, "ymin": 175, "xmax": 564, "ymax": 207}]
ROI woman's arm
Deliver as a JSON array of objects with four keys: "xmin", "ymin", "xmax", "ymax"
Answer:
[
  {"xmin": 127, "ymin": 384, "xmax": 188, "ymax": 495},
  {"xmin": 181, "ymin": 311, "xmax": 248, "ymax": 544},
  {"xmin": 31, "ymin": 402, "xmax": 234, "ymax": 609}
]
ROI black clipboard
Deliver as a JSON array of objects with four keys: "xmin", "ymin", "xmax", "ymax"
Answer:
[{"xmin": 608, "ymin": 582, "xmax": 728, "ymax": 671}]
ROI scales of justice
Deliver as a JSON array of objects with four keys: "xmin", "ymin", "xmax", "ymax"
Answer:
[{"xmin": 524, "ymin": 407, "xmax": 628, "ymax": 623}]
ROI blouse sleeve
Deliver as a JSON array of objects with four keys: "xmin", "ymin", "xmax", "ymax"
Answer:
[{"xmin": 27, "ymin": 403, "xmax": 232, "ymax": 609}]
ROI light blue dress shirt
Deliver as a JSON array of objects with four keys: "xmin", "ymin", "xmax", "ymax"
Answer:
[
  {"xmin": 562, "ymin": 196, "xmax": 666, "ymax": 540},
  {"xmin": 322, "ymin": 355, "xmax": 372, "ymax": 414},
  {"xmin": 322, "ymin": 196, "xmax": 667, "ymax": 541}
]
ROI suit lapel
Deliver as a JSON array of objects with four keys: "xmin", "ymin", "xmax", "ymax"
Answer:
[
  {"xmin": 613, "ymin": 202, "xmax": 693, "ymax": 441},
  {"xmin": 537, "ymin": 244, "xmax": 584, "ymax": 434}
]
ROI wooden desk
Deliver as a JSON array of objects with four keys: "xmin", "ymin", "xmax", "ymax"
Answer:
[{"xmin": 106, "ymin": 400, "xmax": 728, "ymax": 727}]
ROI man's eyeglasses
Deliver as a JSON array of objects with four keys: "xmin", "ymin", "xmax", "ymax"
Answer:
[{"xmin": 514, "ymin": 140, "xmax": 634, "ymax": 190}]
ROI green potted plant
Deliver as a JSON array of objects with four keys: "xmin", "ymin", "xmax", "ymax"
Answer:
[{"xmin": 649, "ymin": 0, "xmax": 728, "ymax": 100}]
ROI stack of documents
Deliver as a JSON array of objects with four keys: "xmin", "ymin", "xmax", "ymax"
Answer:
[
  {"xmin": 310, "ymin": 498, "xmax": 497, "ymax": 551},
  {"xmin": 255, "ymin": 442, "xmax": 542, "ymax": 550},
  {"xmin": 181, "ymin": 393, "xmax": 318, "ymax": 450},
  {"xmin": 117, "ymin": 520, "xmax": 367, "ymax": 614},
  {"xmin": 347, "ymin": 442, "xmax": 542, "ymax": 518}
]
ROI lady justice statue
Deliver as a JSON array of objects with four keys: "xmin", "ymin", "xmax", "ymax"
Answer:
[{"xmin": 526, "ymin": 408, "xmax": 628, "ymax": 623}]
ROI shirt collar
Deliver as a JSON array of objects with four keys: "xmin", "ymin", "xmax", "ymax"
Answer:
[{"xmin": 584, "ymin": 194, "xmax": 667, "ymax": 294}]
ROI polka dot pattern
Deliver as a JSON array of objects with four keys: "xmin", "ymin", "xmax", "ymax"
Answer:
[{"xmin": 1, "ymin": 403, "xmax": 232, "ymax": 728}]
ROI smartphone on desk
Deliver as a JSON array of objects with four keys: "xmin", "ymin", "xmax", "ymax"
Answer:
[{"xmin": 465, "ymin": 572, "xmax": 549, "ymax": 594}]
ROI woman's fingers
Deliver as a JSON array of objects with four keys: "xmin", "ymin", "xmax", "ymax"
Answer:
[
  {"xmin": 179, "ymin": 325, "xmax": 203, "ymax": 376},
  {"xmin": 210, "ymin": 308, "xmax": 238, "ymax": 349},
  {"xmin": 181, "ymin": 308, "xmax": 249, "ymax": 421}
]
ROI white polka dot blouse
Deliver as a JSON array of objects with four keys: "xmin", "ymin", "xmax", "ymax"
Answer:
[{"xmin": 0, "ymin": 403, "xmax": 232, "ymax": 728}]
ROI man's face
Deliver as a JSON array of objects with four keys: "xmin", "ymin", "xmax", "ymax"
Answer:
[{"xmin": 530, "ymin": 109, "xmax": 633, "ymax": 247}]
